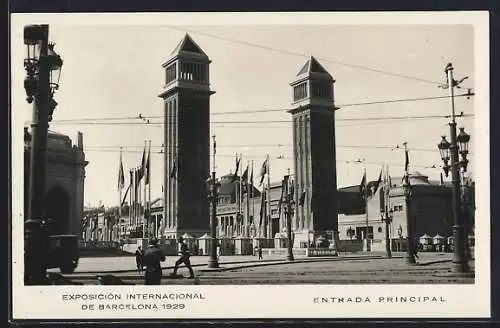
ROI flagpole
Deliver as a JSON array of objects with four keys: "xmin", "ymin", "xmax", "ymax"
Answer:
[
  {"xmin": 235, "ymin": 153, "xmax": 240, "ymax": 236},
  {"xmin": 128, "ymin": 169, "xmax": 132, "ymax": 237},
  {"xmin": 239, "ymin": 153, "xmax": 243, "ymax": 236},
  {"xmin": 364, "ymin": 166, "xmax": 368, "ymax": 242},
  {"xmin": 142, "ymin": 141, "xmax": 147, "ymax": 239},
  {"xmin": 135, "ymin": 167, "xmax": 139, "ymax": 232},
  {"xmin": 118, "ymin": 147, "xmax": 123, "ymax": 241},
  {"xmin": 246, "ymin": 161, "xmax": 250, "ymax": 237},
  {"xmin": 131, "ymin": 168, "xmax": 135, "ymax": 229},
  {"xmin": 266, "ymin": 154, "xmax": 271, "ymax": 239},
  {"xmin": 148, "ymin": 140, "xmax": 152, "ymax": 238},
  {"xmin": 251, "ymin": 160, "xmax": 255, "ymax": 236}
]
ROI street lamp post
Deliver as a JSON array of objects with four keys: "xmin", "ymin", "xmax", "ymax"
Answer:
[
  {"xmin": 403, "ymin": 173, "xmax": 416, "ymax": 265},
  {"xmin": 436, "ymin": 63, "xmax": 470, "ymax": 274},
  {"xmin": 207, "ymin": 135, "xmax": 220, "ymax": 269},
  {"xmin": 23, "ymin": 24, "xmax": 63, "ymax": 285},
  {"xmin": 381, "ymin": 208, "xmax": 393, "ymax": 259},
  {"xmin": 284, "ymin": 174, "xmax": 295, "ymax": 262},
  {"xmin": 457, "ymin": 127, "xmax": 472, "ymax": 260},
  {"xmin": 402, "ymin": 142, "xmax": 416, "ymax": 265}
]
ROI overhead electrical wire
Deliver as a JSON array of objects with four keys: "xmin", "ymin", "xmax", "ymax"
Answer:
[
  {"xmin": 44, "ymin": 113, "xmax": 474, "ymax": 127},
  {"xmin": 42, "ymin": 92, "xmax": 474, "ymax": 124},
  {"xmin": 164, "ymin": 25, "xmax": 445, "ymax": 86},
  {"xmin": 82, "ymin": 148, "xmax": 441, "ymax": 170},
  {"xmin": 84, "ymin": 143, "xmax": 471, "ymax": 154}
]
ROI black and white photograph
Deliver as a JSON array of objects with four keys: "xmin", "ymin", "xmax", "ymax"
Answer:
[{"xmin": 10, "ymin": 11, "xmax": 490, "ymax": 320}]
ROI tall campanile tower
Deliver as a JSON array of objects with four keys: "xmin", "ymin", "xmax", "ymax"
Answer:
[
  {"xmin": 159, "ymin": 34, "xmax": 215, "ymax": 239},
  {"xmin": 288, "ymin": 56, "xmax": 339, "ymax": 247}
]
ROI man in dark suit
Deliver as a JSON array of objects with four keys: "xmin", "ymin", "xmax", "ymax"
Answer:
[
  {"xmin": 172, "ymin": 237, "xmax": 195, "ymax": 279},
  {"xmin": 143, "ymin": 238, "xmax": 165, "ymax": 285},
  {"xmin": 135, "ymin": 246, "xmax": 143, "ymax": 273}
]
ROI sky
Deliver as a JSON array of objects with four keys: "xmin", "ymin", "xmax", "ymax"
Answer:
[{"xmin": 12, "ymin": 16, "xmax": 477, "ymax": 208}]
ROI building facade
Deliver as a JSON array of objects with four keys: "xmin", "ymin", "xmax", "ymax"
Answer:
[
  {"xmin": 24, "ymin": 128, "xmax": 88, "ymax": 239},
  {"xmin": 337, "ymin": 172, "xmax": 474, "ymax": 249},
  {"xmin": 288, "ymin": 56, "xmax": 339, "ymax": 246},
  {"xmin": 158, "ymin": 34, "xmax": 214, "ymax": 239}
]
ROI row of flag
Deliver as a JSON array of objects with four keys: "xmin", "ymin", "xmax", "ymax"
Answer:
[
  {"xmin": 359, "ymin": 145, "xmax": 409, "ymax": 199},
  {"xmin": 230, "ymin": 155, "xmax": 269, "ymax": 186},
  {"xmin": 117, "ymin": 142, "xmax": 151, "ymax": 207}
]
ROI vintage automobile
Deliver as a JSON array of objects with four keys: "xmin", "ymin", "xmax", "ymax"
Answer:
[{"xmin": 46, "ymin": 234, "xmax": 79, "ymax": 274}]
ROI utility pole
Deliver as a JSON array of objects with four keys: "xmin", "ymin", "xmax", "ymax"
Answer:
[
  {"xmin": 403, "ymin": 142, "xmax": 416, "ymax": 265},
  {"xmin": 207, "ymin": 135, "xmax": 219, "ymax": 269},
  {"xmin": 444, "ymin": 63, "xmax": 470, "ymax": 273},
  {"xmin": 285, "ymin": 169, "xmax": 294, "ymax": 261},
  {"xmin": 382, "ymin": 164, "xmax": 392, "ymax": 258},
  {"xmin": 266, "ymin": 154, "xmax": 271, "ymax": 239}
]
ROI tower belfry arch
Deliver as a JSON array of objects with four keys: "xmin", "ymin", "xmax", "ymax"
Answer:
[
  {"xmin": 159, "ymin": 33, "xmax": 215, "ymax": 239},
  {"xmin": 288, "ymin": 56, "xmax": 340, "ymax": 249}
]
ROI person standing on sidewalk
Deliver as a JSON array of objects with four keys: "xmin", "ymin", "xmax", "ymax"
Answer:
[
  {"xmin": 413, "ymin": 242, "xmax": 421, "ymax": 263},
  {"xmin": 143, "ymin": 238, "xmax": 165, "ymax": 285},
  {"xmin": 135, "ymin": 246, "xmax": 144, "ymax": 273},
  {"xmin": 258, "ymin": 246, "xmax": 263, "ymax": 260},
  {"xmin": 172, "ymin": 237, "xmax": 195, "ymax": 279}
]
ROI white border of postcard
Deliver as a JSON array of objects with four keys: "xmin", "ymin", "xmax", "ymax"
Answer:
[{"xmin": 10, "ymin": 11, "xmax": 490, "ymax": 319}]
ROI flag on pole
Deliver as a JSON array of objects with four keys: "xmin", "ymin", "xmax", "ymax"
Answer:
[
  {"xmin": 405, "ymin": 147, "xmax": 410, "ymax": 173},
  {"xmin": 359, "ymin": 171, "xmax": 367, "ymax": 197},
  {"xmin": 129, "ymin": 169, "xmax": 134, "ymax": 203},
  {"xmin": 373, "ymin": 168, "xmax": 383, "ymax": 195},
  {"xmin": 145, "ymin": 143, "xmax": 151, "ymax": 185},
  {"xmin": 249, "ymin": 163, "xmax": 254, "ymax": 198},
  {"xmin": 138, "ymin": 144, "xmax": 146, "ymax": 182},
  {"xmin": 241, "ymin": 165, "xmax": 249, "ymax": 183},
  {"xmin": 259, "ymin": 190, "xmax": 266, "ymax": 226},
  {"xmin": 259, "ymin": 159, "xmax": 268, "ymax": 186},
  {"xmin": 121, "ymin": 182, "xmax": 131, "ymax": 207},
  {"xmin": 231, "ymin": 155, "xmax": 240, "ymax": 182},
  {"xmin": 118, "ymin": 148, "xmax": 125, "ymax": 190}
]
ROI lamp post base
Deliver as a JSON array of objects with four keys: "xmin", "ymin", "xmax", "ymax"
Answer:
[
  {"xmin": 286, "ymin": 253, "xmax": 294, "ymax": 261},
  {"xmin": 405, "ymin": 255, "xmax": 417, "ymax": 265},
  {"xmin": 207, "ymin": 258, "xmax": 219, "ymax": 269},
  {"xmin": 451, "ymin": 261, "xmax": 470, "ymax": 274}
]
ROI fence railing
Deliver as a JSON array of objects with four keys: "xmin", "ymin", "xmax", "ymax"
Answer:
[{"xmin": 79, "ymin": 240, "xmax": 119, "ymax": 250}]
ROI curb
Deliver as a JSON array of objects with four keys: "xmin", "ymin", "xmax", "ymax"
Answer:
[
  {"xmin": 198, "ymin": 255, "xmax": 390, "ymax": 272},
  {"xmin": 72, "ymin": 255, "xmax": 387, "ymax": 275},
  {"xmin": 66, "ymin": 259, "xmax": 457, "ymax": 280}
]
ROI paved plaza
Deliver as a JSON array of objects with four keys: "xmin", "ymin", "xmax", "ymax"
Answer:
[{"xmin": 56, "ymin": 252, "xmax": 475, "ymax": 285}]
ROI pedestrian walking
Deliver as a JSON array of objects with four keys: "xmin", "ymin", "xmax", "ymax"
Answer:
[
  {"xmin": 172, "ymin": 237, "xmax": 195, "ymax": 279},
  {"xmin": 216, "ymin": 245, "xmax": 221, "ymax": 260},
  {"xmin": 135, "ymin": 246, "xmax": 143, "ymax": 273},
  {"xmin": 413, "ymin": 242, "xmax": 421, "ymax": 262},
  {"xmin": 258, "ymin": 246, "xmax": 263, "ymax": 260},
  {"xmin": 143, "ymin": 238, "xmax": 165, "ymax": 285}
]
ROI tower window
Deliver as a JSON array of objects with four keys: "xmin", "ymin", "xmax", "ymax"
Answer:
[
  {"xmin": 165, "ymin": 63, "xmax": 177, "ymax": 84},
  {"xmin": 293, "ymin": 82, "xmax": 308, "ymax": 101},
  {"xmin": 180, "ymin": 62, "xmax": 207, "ymax": 82},
  {"xmin": 311, "ymin": 82, "xmax": 332, "ymax": 99}
]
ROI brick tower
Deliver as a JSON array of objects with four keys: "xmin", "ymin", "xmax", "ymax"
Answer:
[
  {"xmin": 288, "ymin": 56, "xmax": 339, "ymax": 248},
  {"xmin": 158, "ymin": 34, "xmax": 215, "ymax": 239}
]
